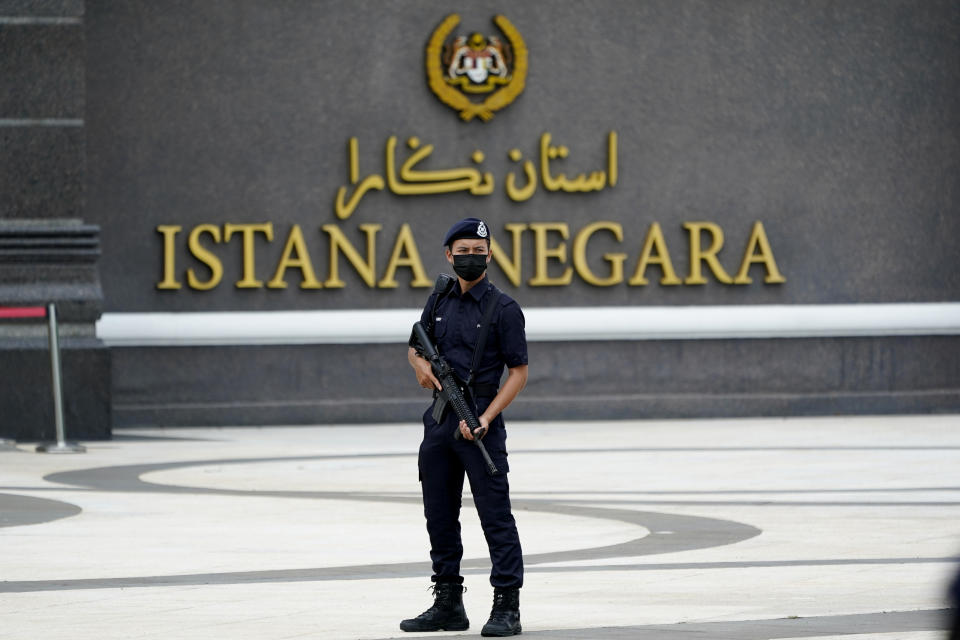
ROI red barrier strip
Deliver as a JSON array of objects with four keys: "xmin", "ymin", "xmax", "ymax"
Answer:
[{"xmin": 0, "ymin": 306, "xmax": 47, "ymax": 319}]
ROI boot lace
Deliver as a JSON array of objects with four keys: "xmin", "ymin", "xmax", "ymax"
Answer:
[
  {"xmin": 414, "ymin": 584, "xmax": 464, "ymax": 619},
  {"xmin": 486, "ymin": 589, "xmax": 515, "ymax": 624},
  {"xmin": 486, "ymin": 609, "xmax": 515, "ymax": 627}
]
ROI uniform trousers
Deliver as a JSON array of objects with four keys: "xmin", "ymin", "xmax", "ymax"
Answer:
[{"xmin": 418, "ymin": 400, "xmax": 523, "ymax": 589}]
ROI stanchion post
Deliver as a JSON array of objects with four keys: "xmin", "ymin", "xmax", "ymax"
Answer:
[{"xmin": 36, "ymin": 303, "xmax": 85, "ymax": 453}]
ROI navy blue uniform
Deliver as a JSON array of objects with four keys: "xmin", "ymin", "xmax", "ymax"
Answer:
[{"xmin": 416, "ymin": 277, "xmax": 527, "ymax": 588}]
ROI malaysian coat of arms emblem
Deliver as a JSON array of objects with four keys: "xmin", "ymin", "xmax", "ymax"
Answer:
[{"xmin": 426, "ymin": 14, "xmax": 528, "ymax": 122}]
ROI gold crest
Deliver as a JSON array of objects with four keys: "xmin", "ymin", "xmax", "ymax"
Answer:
[{"xmin": 425, "ymin": 14, "xmax": 528, "ymax": 122}]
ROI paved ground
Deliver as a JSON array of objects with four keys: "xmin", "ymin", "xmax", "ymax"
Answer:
[{"xmin": 1, "ymin": 415, "xmax": 958, "ymax": 639}]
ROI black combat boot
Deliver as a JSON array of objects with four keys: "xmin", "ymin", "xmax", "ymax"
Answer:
[
  {"xmin": 400, "ymin": 583, "xmax": 469, "ymax": 632},
  {"xmin": 481, "ymin": 587, "xmax": 521, "ymax": 637}
]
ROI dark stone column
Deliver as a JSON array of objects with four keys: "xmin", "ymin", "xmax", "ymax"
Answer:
[
  {"xmin": 0, "ymin": 2, "xmax": 110, "ymax": 441},
  {"xmin": 0, "ymin": 0, "xmax": 85, "ymax": 220}
]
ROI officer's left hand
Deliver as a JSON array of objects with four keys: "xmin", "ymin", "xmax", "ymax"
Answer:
[{"xmin": 459, "ymin": 415, "xmax": 490, "ymax": 441}]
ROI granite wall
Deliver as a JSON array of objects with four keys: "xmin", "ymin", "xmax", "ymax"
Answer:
[
  {"xmin": 4, "ymin": 1, "xmax": 959, "ymax": 428},
  {"xmin": 84, "ymin": 1, "xmax": 960, "ymax": 311}
]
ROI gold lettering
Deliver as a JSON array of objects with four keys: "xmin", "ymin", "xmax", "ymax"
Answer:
[
  {"xmin": 334, "ymin": 137, "xmax": 385, "ymax": 220},
  {"xmin": 267, "ymin": 225, "xmax": 322, "ymax": 289},
  {"xmin": 684, "ymin": 222, "xmax": 733, "ymax": 285},
  {"xmin": 628, "ymin": 222, "xmax": 682, "ymax": 286},
  {"xmin": 607, "ymin": 131, "xmax": 618, "ymax": 188},
  {"xmin": 539, "ymin": 133, "xmax": 564, "ymax": 192},
  {"xmin": 528, "ymin": 222, "xmax": 573, "ymax": 286},
  {"xmin": 385, "ymin": 136, "xmax": 485, "ymax": 195},
  {"xmin": 156, "ymin": 225, "xmax": 182, "ymax": 290},
  {"xmin": 322, "ymin": 223, "xmax": 382, "ymax": 288},
  {"xmin": 378, "ymin": 223, "xmax": 431, "ymax": 288},
  {"xmin": 186, "ymin": 224, "xmax": 223, "ymax": 290},
  {"xmin": 572, "ymin": 221, "xmax": 627, "ymax": 286},
  {"xmin": 489, "ymin": 223, "xmax": 527, "ymax": 287},
  {"xmin": 224, "ymin": 223, "xmax": 274, "ymax": 288},
  {"xmin": 733, "ymin": 221, "xmax": 787, "ymax": 284},
  {"xmin": 154, "ymin": 218, "xmax": 787, "ymax": 294},
  {"xmin": 539, "ymin": 132, "xmax": 608, "ymax": 193},
  {"xmin": 505, "ymin": 149, "xmax": 537, "ymax": 202}
]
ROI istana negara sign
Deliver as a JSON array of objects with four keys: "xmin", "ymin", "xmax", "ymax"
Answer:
[{"xmin": 152, "ymin": 13, "xmax": 786, "ymax": 295}]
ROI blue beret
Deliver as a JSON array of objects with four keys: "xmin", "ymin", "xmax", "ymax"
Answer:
[{"xmin": 443, "ymin": 217, "xmax": 490, "ymax": 246}]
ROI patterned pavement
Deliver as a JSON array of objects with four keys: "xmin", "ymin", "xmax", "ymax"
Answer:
[{"xmin": 1, "ymin": 416, "xmax": 958, "ymax": 639}]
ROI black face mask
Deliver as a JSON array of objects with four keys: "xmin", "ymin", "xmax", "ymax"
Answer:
[{"xmin": 452, "ymin": 254, "xmax": 488, "ymax": 282}]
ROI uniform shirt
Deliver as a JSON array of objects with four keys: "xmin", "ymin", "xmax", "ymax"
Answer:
[{"xmin": 418, "ymin": 277, "xmax": 527, "ymax": 394}]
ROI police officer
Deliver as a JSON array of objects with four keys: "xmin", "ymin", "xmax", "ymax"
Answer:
[{"xmin": 401, "ymin": 218, "xmax": 528, "ymax": 637}]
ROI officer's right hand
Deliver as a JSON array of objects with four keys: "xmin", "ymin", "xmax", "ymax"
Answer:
[{"xmin": 414, "ymin": 357, "xmax": 442, "ymax": 391}]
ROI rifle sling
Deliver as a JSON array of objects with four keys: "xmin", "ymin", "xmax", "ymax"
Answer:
[
  {"xmin": 430, "ymin": 281, "xmax": 503, "ymax": 423},
  {"xmin": 467, "ymin": 283, "xmax": 502, "ymax": 390}
]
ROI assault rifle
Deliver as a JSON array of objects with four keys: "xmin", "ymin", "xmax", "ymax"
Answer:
[{"xmin": 411, "ymin": 321, "xmax": 500, "ymax": 476}]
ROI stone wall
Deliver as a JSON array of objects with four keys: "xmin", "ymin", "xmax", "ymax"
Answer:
[
  {"xmin": 0, "ymin": 3, "xmax": 110, "ymax": 440},
  {"xmin": 4, "ymin": 1, "xmax": 959, "ymax": 428}
]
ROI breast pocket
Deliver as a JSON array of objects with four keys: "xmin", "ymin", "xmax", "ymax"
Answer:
[{"xmin": 432, "ymin": 315, "xmax": 447, "ymax": 339}]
